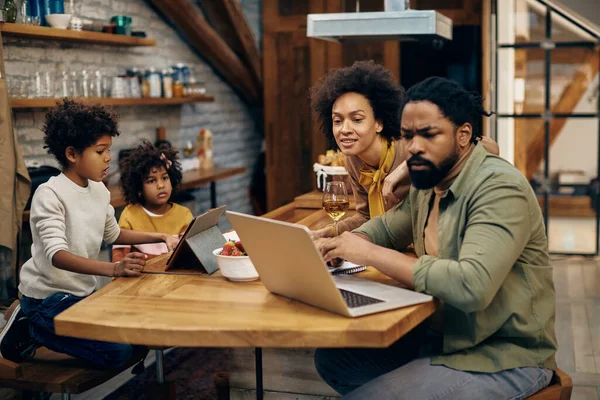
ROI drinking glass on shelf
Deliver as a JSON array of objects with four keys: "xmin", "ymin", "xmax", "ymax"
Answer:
[
  {"xmin": 183, "ymin": 140, "xmax": 195, "ymax": 158},
  {"xmin": 60, "ymin": 70, "xmax": 69, "ymax": 97},
  {"xmin": 111, "ymin": 76, "xmax": 126, "ymax": 98},
  {"xmin": 102, "ymin": 75, "xmax": 111, "ymax": 98},
  {"xmin": 89, "ymin": 70, "xmax": 103, "ymax": 98},
  {"xmin": 33, "ymin": 71, "xmax": 53, "ymax": 98},
  {"xmin": 18, "ymin": 0, "xmax": 31, "ymax": 24},
  {"xmin": 27, "ymin": 0, "xmax": 41, "ymax": 25},
  {"xmin": 81, "ymin": 70, "xmax": 90, "ymax": 98},
  {"xmin": 69, "ymin": 71, "xmax": 81, "ymax": 98},
  {"xmin": 322, "ymin": 181, "xmax": 349, "ymax": 237},
  {"xmin": 64, "ymin": 0, "xmax": 75, "ymax": 14}
]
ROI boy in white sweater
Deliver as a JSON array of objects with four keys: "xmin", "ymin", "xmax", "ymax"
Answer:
[{"xmin": 0, "ymin": 100, "xmax": 178, "ymax": 367}]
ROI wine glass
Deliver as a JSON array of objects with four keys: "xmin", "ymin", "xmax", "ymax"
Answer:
[{"xmin": 322, "ymin": 181, "xmax": 349, "ymax": 237}]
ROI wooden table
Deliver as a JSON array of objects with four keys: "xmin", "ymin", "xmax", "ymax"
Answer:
[{"xmin": 54, "ymin": 201, "xmax": 435, "ymax": 399}]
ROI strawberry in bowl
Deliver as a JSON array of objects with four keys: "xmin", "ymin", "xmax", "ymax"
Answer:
[
  {"xmin": 220, "ymin": 240, "xmax": 246, "ymax": 256},
  {"xmin": 214, "ymin": 240, "xmax": 258, "ymax": 282}
]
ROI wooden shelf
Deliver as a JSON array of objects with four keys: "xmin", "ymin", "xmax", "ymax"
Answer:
[
  {"xmin": 10, "ymin": 96, "xmax": 215, "ymax": 109},
  {"xmin": 0, "ymin": 23, "xmax": 156, "ymax": 46}
]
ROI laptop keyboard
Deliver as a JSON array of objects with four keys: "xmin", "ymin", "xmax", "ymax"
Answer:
[{"xmin": 339, "ymin": 288, "xmax": 384, "ymax": 308}]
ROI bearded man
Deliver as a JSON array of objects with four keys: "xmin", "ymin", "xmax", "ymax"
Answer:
[{"xmin": 315, "ymin": 77, "xmax": 558, "ymax": 400}]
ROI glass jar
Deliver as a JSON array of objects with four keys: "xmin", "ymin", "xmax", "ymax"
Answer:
[
  {"xmin": 141, "ymin": 69, "xmax": 150, "ymax": 98},
  {"xmin": 172, "ymin": 80, "xmax": 184, "ymax": 98},
  {"xmin": 185, "ymin": 76, "xmax": 197, "ymax": 97},
  {"xmin": 147, "ymin": 67, "xmax": 161, "ymax": 98}
]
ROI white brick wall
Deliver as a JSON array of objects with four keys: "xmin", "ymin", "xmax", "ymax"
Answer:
[{"xmin": 4, "ymin": 0, "xmax": 264, "ymax": 218}]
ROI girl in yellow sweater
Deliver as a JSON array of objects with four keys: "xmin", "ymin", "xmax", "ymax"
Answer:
[{"xmin": 113, "ymin": 141, "xmax": 193, "ymax": 261}]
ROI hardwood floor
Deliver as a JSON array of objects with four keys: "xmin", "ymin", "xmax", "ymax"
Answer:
[{"xmin": 553, "ymin": 256, "xmax": 600, "ymax": 399}]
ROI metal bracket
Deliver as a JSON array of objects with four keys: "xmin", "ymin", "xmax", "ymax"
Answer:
[
  {"xmin": 384, "ymin": 0, "xmax": 411, "ymax": 11},
  {"xmin": 540, "ymin": 41, "xmax": 556, "ymax": 50},
  {"xmin": 543, "ymin": 111, "xmax": 553, "ymax": 122}
]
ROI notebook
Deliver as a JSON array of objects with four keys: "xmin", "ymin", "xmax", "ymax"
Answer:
[{"xmin": 329, "ymin": 262, "xmax": 367, "ymax": 275}]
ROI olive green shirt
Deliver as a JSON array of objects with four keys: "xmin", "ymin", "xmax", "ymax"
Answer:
[{"xmin": 354, "ymin": 143, "xmax": 557, "ymax": 373}]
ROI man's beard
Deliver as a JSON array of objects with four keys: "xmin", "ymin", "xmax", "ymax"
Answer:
[{"xmin": 408, "ymin": 153, "xmax": 458, "ymax": 190}]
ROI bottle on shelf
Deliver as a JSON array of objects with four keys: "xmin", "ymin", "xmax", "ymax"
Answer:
[
  {"xmin": 48, "ymin": 0, "xmax": 65, "ymax": 14},
  {"xmin": 5, "ymin": 0, "xmax": 17, "ymax": 23},
  {"xmin": 203, "ymin": 128, "xmax": 214, "ymax": 169},
  {"xmin": 173, "ymin": 79, "xmax": 184, "ymax": 98},
  {"xmin": 196, "ymin": 128, "xmax": 214, "ymax": 170},
  {"xmin": 141, "ymin": 69, "xmax": 150, "ymax": 98}
]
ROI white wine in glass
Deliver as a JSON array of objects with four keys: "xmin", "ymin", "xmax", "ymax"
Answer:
[{"xmin": 322, "ymin": 181, "xmax": 349, "ymax": 236}]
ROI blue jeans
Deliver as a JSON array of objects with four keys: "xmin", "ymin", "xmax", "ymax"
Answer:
[
  {"xmin": 21, "ymin": 292, "xmax": 138, "ymax": 369},
  {"xmin": 315, "ymin": 327, "xmax": 553, "ymax": 399}
]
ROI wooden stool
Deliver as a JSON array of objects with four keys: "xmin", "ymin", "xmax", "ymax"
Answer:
[
  {"xmin": 527, "ymin": 368, "xmax": 572, "ymax": 400},
  {"xmin": 0, "ymin": 347, "xmax": 140, "ymax": 399}
]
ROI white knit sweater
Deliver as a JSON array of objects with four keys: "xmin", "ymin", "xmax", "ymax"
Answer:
[{"xmin": 19, "ymin": 173, "xmax": 121, "ymax": 299}]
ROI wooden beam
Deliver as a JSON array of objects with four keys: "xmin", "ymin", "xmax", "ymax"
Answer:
[
  {"xmin": 524, "ymin": 49, "xmax": 599, "ymax": 179},
  {"xmin": 515, "ymin": 47, "xmax": 591, "ymax": 64},
  {"xmin": 198, "ymin": 0, "xmax": 262, "ymax": 88},
  {"xmin": 149, "ymin": 0, "xmax": 260, "ymax": 105}
]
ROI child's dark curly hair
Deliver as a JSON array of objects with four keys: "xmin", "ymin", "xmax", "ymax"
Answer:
[
  {"xmin": 402, "ymin": 77, "xmax": 493, "ymax": 143},
  {"xmin": 310, "ymin": 60, "xmax": 405, "ymax": 149},
  {"xmin": 43, "ymin": 99, "xmax": 120, "ymax": 168},
  {"xmin": 119, "ymin": 140, "xmax": 183, "ymax": 205}
]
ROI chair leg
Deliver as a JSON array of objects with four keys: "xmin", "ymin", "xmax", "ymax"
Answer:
[{"xmin": 155, "ymin": 349, "xmax": 164, "ymax": 384}]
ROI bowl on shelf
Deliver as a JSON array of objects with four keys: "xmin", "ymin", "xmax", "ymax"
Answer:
[
  {"xmin": 46, "ymin": 13, "xmax": 72, "ymax": 29},
  {"xmin": 212, "ymin": 247, "xmax": 259, "ymax": 282}
]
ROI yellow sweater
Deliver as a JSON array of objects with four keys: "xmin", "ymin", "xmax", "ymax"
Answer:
[{"xmin": 118, "ymin": 203, "xmax": 193, "ymax": 235}]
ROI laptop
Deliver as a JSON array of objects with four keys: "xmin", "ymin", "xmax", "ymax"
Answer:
[{"xmin": 226, "ymin": 211, "xmax": 433, "ymax": 318}]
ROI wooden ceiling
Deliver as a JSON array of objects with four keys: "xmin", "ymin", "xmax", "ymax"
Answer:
[{"xmin": 149, "ymin": 0, "xmax": 262, "ymax": 105}]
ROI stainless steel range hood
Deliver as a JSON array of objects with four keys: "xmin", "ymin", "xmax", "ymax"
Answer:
[{"xmin": 307, "ymin": 0, "xmax": 452, "ymax": 43}]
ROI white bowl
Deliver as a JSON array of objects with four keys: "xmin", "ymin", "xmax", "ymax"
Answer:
[
  {"xmin": 46, "ymin": 14, "xmax": 72, "ymax": 29},
  {"xmin": 213, "ymin": 247, "xmax": 259, "ymax": 282}
]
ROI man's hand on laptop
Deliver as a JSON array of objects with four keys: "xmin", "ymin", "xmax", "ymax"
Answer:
[{"xmin": 320, "ymin": 232, "xmax": 374, "ymax": 267}]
